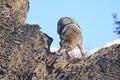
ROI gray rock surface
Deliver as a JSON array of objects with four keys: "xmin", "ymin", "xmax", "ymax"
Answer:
[{"xmin": 0, "ymin": 0, "xmax": 120, "ymax": 80}]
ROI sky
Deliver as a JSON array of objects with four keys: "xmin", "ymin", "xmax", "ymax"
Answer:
[{"xmin": 26, "ymin": 0, "xmax": 120, "ymax": 50}]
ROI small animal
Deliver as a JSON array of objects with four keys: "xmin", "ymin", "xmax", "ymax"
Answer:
[{"xmin": 57, "ymin": 17, "xmax": 85, "ymax": 59}]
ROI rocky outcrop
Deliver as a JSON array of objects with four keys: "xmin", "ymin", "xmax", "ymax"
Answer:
[
  {"xmin": 0, "ymin": 0, "xmax": 120, "ymax": 80},
  {"xmin": 0, "ymin": 0, "xmax": 53, "ymax": 79},
  {"xmin": 50, "ymin": 44, "xmax": 120, "ymax": 80},
  {"xmin": 0, "ymin": 24, "xmax": 53, "ymax": 80},
  {"xmin": 0, "ymin": 0, "xmax": 29, "ymax": 31}
]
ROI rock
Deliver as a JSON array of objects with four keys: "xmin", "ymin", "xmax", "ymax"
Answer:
[
  {"xmin": 0, "ymin": 0, "xmax": 120, "ymax": 80},
  {"xmin": 50, "ymin": 44, "xmax": 120, "ymax": 80},
  {"xmin": 28, "ymin": 44, "xmax": 120, "ymax": 80},
  {"xmin": 0, "ymin": 0, "xmax": 29, "ymax": 32},
  {"xmin": 0, "ymin": 24, "xmax": 53, "ymax": 80}
]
